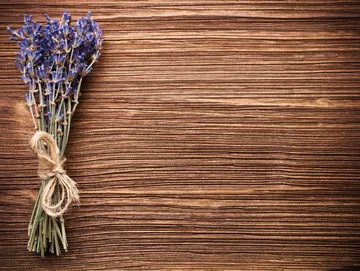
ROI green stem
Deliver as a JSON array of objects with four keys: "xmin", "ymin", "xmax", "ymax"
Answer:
[
  {"xmin": 28, "ymin": 181, "xmax": 68, "ymax": 256},
  {"xmin": 38, "ymin": 82, "xmax": 45, "ymax": 131},
  {"xmin": 61, "ymin": 100, "xmax": 68, "ymax": 159},
  {"xmin": 62, "ymin": 77, "xmax": 82, "ymax": 155},
  {"xmin": 28, "ymin": 103, "xmax": 38, "ymax": 129}
]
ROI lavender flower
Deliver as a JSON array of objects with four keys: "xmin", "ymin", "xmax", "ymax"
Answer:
[
  {"xmin": 7, "ymin": 11, "xmax": 102, "ymax": 149},
  {"xmin": 7, "ymin": 11, "xmax": 102, "ymax": 257}
]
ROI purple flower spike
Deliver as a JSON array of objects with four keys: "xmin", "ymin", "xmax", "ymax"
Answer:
[
  {"xmin": 6, "ymin": 26, "xmax": 19, "ymax": 36},
  {"xmin": 44, "ymin": 13, "xmax": 51, "ymax": 22},
  {"xmin": 85, "ymin": 12, "xmax": 91, "ymax": 20},
  {"xmin": 24, "ymin": 14, "xmax": 33, "ymax": 25},
  {"xmin": 64, "ymin": 86, "xmax": 73, "ymax": 96},
  {"xmin": 36, "ymin": 65, "xmax": 47, "ymax": 79},
  {"xmin": 25, "ymin": 93, "xmax": 34, "ymax": 106},
  {"xmin": 62, "ymin": 11, "xmax": 72, "ymax": 23}
]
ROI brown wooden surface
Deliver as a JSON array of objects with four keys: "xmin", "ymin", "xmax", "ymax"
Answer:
[{"xmin": 1, "ymin": 1, "xmax": 360, "ymax": 270}]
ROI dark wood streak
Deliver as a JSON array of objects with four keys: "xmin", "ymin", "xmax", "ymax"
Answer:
[{"xmin": 0, "ymin": 1, "xmax": 360, "ymax": 270}]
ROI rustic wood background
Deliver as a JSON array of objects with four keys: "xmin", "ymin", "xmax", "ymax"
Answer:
[{"xmin": 1, "ymin": 1, "xmax": 360, "ymax": 270}]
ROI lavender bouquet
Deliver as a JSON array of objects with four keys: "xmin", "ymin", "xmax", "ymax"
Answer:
[{"xmin": 7, "ymin": 11, "xmax": 102, "ymax": 256}]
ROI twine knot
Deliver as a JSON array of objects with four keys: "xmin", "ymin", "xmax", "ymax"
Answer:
[
  {"xmin": 46, "ymin": 167, "xmax": 66, "ymax": 178},
  {"xmin": 30, "ymin": 131, "xmax": 79, "ymax": 217}
]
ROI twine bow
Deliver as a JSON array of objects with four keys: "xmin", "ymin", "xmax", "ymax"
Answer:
[{"xmin": 30, "ymin": 131, "xmax": 79, "ymax": 217}]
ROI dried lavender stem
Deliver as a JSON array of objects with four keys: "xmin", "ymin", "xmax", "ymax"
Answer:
[
  {"xmin": 50, "ymin": 82, "xmax": 56, "ymax": 135},
  {"xmin": 31, "ymin": 90, "xmax": 41, "ymax": 129},
  {"xmin": 61, "ymin": 97, "xmax": 72, "ymax": 157},
  {"xmin": 37, "ymin": 82, "xmax": 45, "ymax": 131},
  {"xmin": 63, "ymin": 77, "xmax": 83, "ymax": 154},
  {"xmin": 28, "ymin": 104, "xmax": 38, "ymax": 129},
  {"xmin": 61, "ymin": 101, "xmax": 68, "ymax": 159}
]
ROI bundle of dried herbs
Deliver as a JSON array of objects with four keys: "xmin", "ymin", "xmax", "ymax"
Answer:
[{"xmin": 7, "ymin": 11, "xmax": 103, "ymax": 257}]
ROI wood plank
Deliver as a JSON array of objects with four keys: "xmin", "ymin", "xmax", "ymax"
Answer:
[{"xmin": 0, "ymin": 1, "xmax": 360, "ymax": 270}]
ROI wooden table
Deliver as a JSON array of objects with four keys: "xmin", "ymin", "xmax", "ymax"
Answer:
[{"xmin": 1, "ymin": 1, "xmax": 360, "ymax": 270}]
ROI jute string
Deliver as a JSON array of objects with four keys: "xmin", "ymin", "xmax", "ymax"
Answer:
[{"xmin": 30, "ymin": 131, "xmax": 79, "ymax": 217}]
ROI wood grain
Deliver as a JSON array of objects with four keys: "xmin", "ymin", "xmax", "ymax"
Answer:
[{"xmin": 1, "ymin": 1, "xmax": 360, "ymax": 270}]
